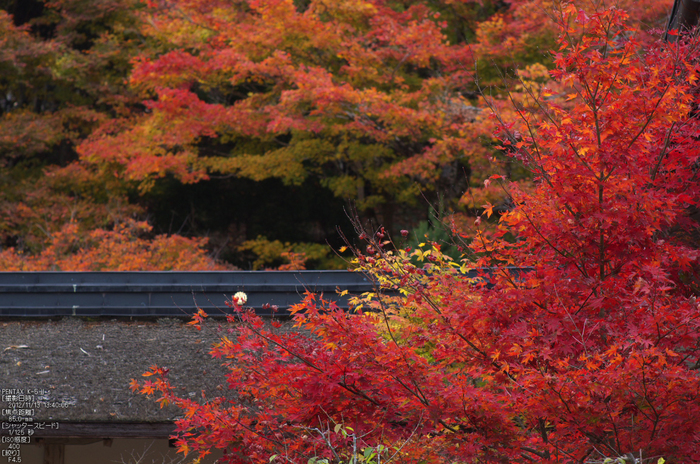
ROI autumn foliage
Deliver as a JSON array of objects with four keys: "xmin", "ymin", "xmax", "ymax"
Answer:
[
  {"xmin": 0, "ymin": 0, "xmax": 671, "ymax": 269},
  {"xmin": 131, "ymin": 5, "xmax": 700, "ymax": 464},
  {"xmin": 0, "ymin": 219, "xmax": 226, "ymax": 271}
]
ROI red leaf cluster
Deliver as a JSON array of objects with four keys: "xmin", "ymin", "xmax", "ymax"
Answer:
[{"xmin": 133, "ymin": 5, "xmax": 700, "ymax": 464}]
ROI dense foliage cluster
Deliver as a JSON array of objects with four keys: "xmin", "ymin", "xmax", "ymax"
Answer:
[
  {"xmin": 0, "ymin": 0, "xmax": 669, "ymax": 269},
  {"xmin": 132, "ymin": 4, "xmax": 700, "ymax": 463}
]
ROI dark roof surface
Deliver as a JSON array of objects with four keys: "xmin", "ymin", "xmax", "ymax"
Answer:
[
  {"xmin": 0, "ymin": 270, "xmax": 375, "ymax": 317},
  {"xmin": 1, "ymin": 317, "xmax": 289, "ymax": 423}
]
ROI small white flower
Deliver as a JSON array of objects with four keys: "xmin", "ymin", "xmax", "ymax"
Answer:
[{"xmin": 233, "ymin": 291, "xmax": 248, "ymax": 306}]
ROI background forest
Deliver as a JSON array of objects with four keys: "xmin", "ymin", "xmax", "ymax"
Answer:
[{"xmin": 0, "ymin": 0, "xmax": 670, "ymax": 270}]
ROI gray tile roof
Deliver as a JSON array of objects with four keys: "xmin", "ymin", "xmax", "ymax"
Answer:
[{"xmin": 1, "ymin": 318, "xmax": 256, "ymax": 425}]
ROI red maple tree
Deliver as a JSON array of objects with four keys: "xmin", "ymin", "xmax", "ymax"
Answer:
[{"xmin": 133, "ymin": 5, "xmax": 700, "ymax": 463}]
